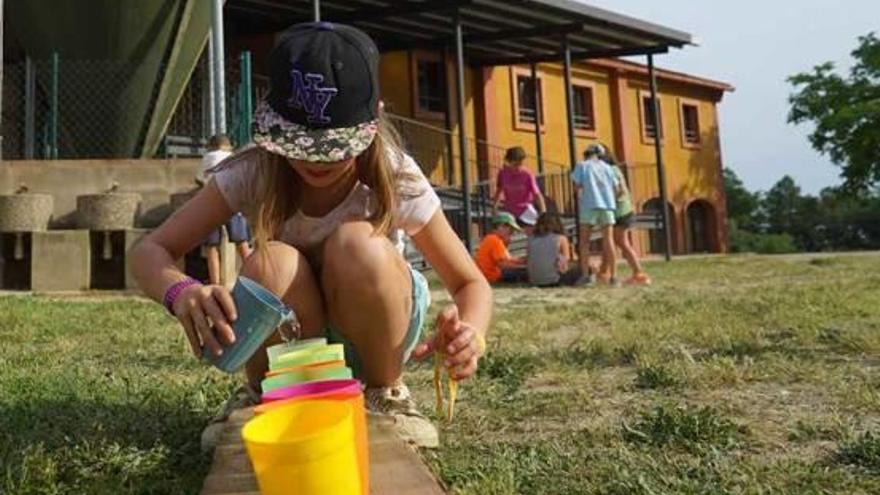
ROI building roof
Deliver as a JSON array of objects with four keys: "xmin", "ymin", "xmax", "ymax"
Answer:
[
  {"xmin": 227, "ymin": 0, "xmax": 694, "ymax": 66},
  {"xmin": 588, "ymin": 58, "xmax": 735, "ymax": 93}
]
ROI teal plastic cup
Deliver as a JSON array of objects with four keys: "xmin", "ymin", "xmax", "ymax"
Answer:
[{"xmin": 203, "ymin": 276, "xmax": 296, "ymax": 373}]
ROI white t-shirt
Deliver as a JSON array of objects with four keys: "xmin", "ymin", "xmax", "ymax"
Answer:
[
  {"xmin": 199, "ymin": 150, "xmax": 233, "ymax": 182},
  {"xmin": 212, "ymin": 148, "xmax": 441, "ymax": 252}
]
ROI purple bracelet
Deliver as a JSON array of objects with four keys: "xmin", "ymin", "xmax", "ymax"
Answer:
[{"xmin": 163, "ymin": 277, "xmax": 202, "ymax": 315}]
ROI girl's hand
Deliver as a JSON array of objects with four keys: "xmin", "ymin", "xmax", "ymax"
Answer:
[
  {"xmin": 412, "ymin": 305, "xmax": 484, "ymax": 381},
  {"xmin": 172, "ymin": 283, "xmax": 238, "ymax": 358}
]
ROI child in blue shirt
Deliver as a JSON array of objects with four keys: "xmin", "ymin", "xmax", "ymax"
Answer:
[{"xmin": 571, "ymin": 144, "xmax": 621, "ymax": 285}]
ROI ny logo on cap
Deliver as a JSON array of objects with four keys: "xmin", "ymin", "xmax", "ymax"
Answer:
[{"xmin": 287, "ymin": 69, "xmax": 338, "ymax": 124}]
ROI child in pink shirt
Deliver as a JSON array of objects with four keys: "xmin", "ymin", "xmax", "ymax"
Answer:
[{"xmin": 492, "ymin": 147, "xmax": 546, "ymax": 233}]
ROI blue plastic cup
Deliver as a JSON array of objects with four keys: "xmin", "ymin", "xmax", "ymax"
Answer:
[{"xmin": 203, "ymin": 276, "xmax": 297, "ymax": 373}]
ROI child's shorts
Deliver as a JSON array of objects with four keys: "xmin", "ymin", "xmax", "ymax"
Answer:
[
  {"xmin": 326, "ymin": 265, "xmax": 431, "ymax": 379},
  {"xmin": 204, "ymin": 213, "xmax": 251, "ymax": 246},
  {"xmin": 579, "ymin": 209, "xmax": 616, "ymax": 227}
]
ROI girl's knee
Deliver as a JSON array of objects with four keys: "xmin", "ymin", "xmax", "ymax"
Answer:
[
  {"xmin": 322, "ymin": 222, "xmax": 403, "ymax": 290},
  {"xmin": 241, "ymin": 241, "xmax": 311, "ymax": 296}
]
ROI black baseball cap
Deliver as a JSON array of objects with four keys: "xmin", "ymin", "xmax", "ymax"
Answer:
[{"xmin": 253, "ymin": 22, "xmax": 380, "ymax": 163}]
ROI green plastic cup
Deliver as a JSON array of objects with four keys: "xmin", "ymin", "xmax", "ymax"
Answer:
[
  {"xmin": 261, "ymin": 364, "xmax": 353, "ymax": 394},
  {"xmin": 266, "ymin": 338, "xmax": 328, "ymax": 365},
  {"xmin": 270, "ymin": 343, "xmax": 345, "ymax": 371}
]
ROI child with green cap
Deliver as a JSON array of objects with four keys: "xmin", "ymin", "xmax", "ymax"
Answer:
[{"xmin": 475, "ymin": 212, "xmax": 527, "ymax": 284}]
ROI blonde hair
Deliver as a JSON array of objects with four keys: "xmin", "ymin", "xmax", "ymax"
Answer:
[
  {"xmin": 208, "ymin": 134, "xmax": 234, "ymax": 151},
  {"xmin": 248, "ymin": 112, "xmax": 414, "ymax": 260}
]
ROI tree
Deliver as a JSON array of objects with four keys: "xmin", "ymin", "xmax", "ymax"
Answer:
[
  {"xmin": 762, "ymin": 176, "xmax": 822, "ymax": 250},
  {"xmin": 763, "ymin": 176, "xmax": 803, "ymax": 235},
  {"xmin": 723, "ymin": 168, "xmax": 761, "ymax": 231},
  {"xmin": 788, "ymin": 33, "xmax": 880, "ymax": 190}
]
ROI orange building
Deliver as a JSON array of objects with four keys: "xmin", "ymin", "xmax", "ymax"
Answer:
[
  {"xmin": 218, "ymin": 1, "xmax": 734, "ymax": 257},
  {"xmin": 373, "ymin": 51, "xmax": 733, "ymax": 255}
]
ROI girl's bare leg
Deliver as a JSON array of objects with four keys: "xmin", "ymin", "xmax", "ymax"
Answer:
[
  {"xmin": 321, "ymin": 221, "xmax": 412, "ymax": 387},
  {"xmin": 206, "ymin": 246, "xmax": 221, "ymax": 286},
  {"xmin": 600, "ymin": 224, "xmax": 616, "ymax": 280},
  {"xmin": 614, "ymin": 227, "xmax": 644, "ymax": 276},
  {"xmin": 578, "ymin": 224, "xmax": 597, "ymax": 276},
  {"xmin": 240, "ymin": 241, "xmax": 326, "ymax": 390}
]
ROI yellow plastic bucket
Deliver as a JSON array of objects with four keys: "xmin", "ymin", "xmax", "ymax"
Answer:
[{"xmin": 242, "ymin": 400, "xmax": 361, "ymax": 495}]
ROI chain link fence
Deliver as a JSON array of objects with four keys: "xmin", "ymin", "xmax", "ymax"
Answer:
[{"xmin": 1, "ymin": 51, "xmax": 258, "ymax": 160}]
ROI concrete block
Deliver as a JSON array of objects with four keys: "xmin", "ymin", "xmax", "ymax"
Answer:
[
  {"xmin": 124, "ymin": 229, "xmax": 151, "ymax": 290},
  {"xmin": 31, "ymin": 230, "xmax": 91, "ymax": 292},
  {"xmin": 136, "ymin": 191, "xmax": 173, "ymax": 228}
]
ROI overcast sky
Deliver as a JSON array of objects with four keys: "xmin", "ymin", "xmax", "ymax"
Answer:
[{"xmin": 584, "ymin": 0, "xmax": 880, "ymax": 194}]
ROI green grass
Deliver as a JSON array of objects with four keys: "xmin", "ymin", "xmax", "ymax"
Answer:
[
  {"xmin": 2, "ymin": 253, "xmax": 880, "ymax": 494},
  {"xmin": 0, "ymin": 297, "xmax": 238, "ymax": 494}
]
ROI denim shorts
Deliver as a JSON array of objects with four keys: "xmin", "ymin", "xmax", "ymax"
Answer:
[
  {"xmin": 326, "ymin": 265, "xmax": 430, "ymax": 379},
  {"xmin": 204, "ymin": 213, "xmax": 250, "ymax": 246}
]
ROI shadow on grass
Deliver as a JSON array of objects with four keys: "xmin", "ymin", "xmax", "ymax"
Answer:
[{"xmin": 0, "ymin": 395, "xmax": 211, "ymax": 494}]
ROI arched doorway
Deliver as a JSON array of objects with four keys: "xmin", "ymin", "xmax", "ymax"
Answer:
[
  {"xmin": 642, "ymin": 198, "xmax": 677, "ymax": 255},
  {"xmin": 686, "ymin": 200, "xmax": 717, "ymax": 253}
]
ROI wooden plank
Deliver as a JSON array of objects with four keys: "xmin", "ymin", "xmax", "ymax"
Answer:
[{"xmin": 200, "ymin": 408, "xmax": 446, "ymax": 495}]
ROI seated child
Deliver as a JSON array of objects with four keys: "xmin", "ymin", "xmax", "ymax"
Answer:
[
  {"xmin": 527, "ymin": 213, "xmax": 581, "ymax": 287},
  {"xmin": 475, "ymin": 212, "xmax": 527, "ymax": 284}
]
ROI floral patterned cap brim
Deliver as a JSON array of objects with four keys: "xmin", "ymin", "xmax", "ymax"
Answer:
[{"xmin": 252, "ymin": 101, "xmax": 378, "ymax": 163}]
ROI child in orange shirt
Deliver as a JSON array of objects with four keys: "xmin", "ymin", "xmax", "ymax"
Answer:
[{"xmin": 475, "ymin": 212, "xmax": 527, "ymax": 284}]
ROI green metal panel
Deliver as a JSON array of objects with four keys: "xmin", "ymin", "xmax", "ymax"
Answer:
[{"xmin": 141, "ymin": 0, "xmax": 214, "ymax": 158}]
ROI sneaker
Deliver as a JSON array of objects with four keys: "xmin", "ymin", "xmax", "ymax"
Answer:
[
  {"xmin": 624, "ymin": 273, "xmax": 652, "ymax": 286},
  {"xmin": 573, "ymin": 273, "xmax": 596, "ymax": 287},
  {"xmin": 365, "ymin": 382, "xmax": 439, "ymax": 448},
  {"xmin": 200, "ymin": 383, "xmax": 261, "ymax": 452},
  {"xmin": 595, "ymin": 273, "xmax": 621, "ymax": 287}
]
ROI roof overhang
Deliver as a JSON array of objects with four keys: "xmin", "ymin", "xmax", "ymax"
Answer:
[{"xmin": 226, "ymin": 0, "xmax": 694, "ymax": 67}]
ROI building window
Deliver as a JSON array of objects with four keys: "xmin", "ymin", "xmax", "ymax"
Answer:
[
  {"xmin": 516, "ymin": 74, "xmax": 544, "ymax": 125},
  {"xmin": 681, "ymin": 102, "xmax": 701, "ymax": 145},
  {"xmin": 572, "ymin": 85, "xmax": 595, "ymax": 131},
  {"xmin": 641, "ymin": 95, "xmax": 663, "ymax": 140},
  {"xmin": 416, "ymin": 58, "xmax": 446, "ymax": 114}
]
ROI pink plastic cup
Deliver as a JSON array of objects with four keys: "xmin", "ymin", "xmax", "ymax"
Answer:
[{"xmin": 260, "ymin": 378, "xmax": 363, "ymax": 405}]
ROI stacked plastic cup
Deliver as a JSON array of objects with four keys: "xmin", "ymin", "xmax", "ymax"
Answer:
[
  {"xmin": 243, "ymin": 400, "xmax": 361, "ymax": 495},
  {"xmin": 242, "ymin": 338, "xmax": 369, "ymax": 495}
]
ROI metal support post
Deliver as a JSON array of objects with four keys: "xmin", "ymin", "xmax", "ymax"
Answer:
[
  {"xmin": 239, "ymin": 51, "xmax": 253, "ymax": 145},
  {"xmin": 562, "ymin": 37, "xmax": 580, "ymax": 236},
  {"xmin": 49, "ymin": 52, "xmax": 59, "ymax": 159},
  {"xmin": 442, "ymin": 47, "xmax": 455, "ymax": 186},
  {"xmin": 207, "ymin": 34, "xmax": 217, "ymax": 137},
  {"xmin": 530, "ymin": 61, "xmax": 545, "ymax": 181},
  {"xmin": 211, "ymin": 0, "xmax": 227, "ymax": 135},
  {"xmin": 0, "ymin": 0, "xmax": 4, "ymax": 160},
  {"xmin": 313, "ymin": 0, "xmax": 321, "ymax": 22},
  {"xmin": 24, "ymin": 57, "xmax": 36, "ymax": 159},
  {"xmin": 648, "ymin": 54, "xmax": 673, "ymax": 261},
  {"xmin": 453, "ymin": 10, "xmax": 472, "ymax": 252}
]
